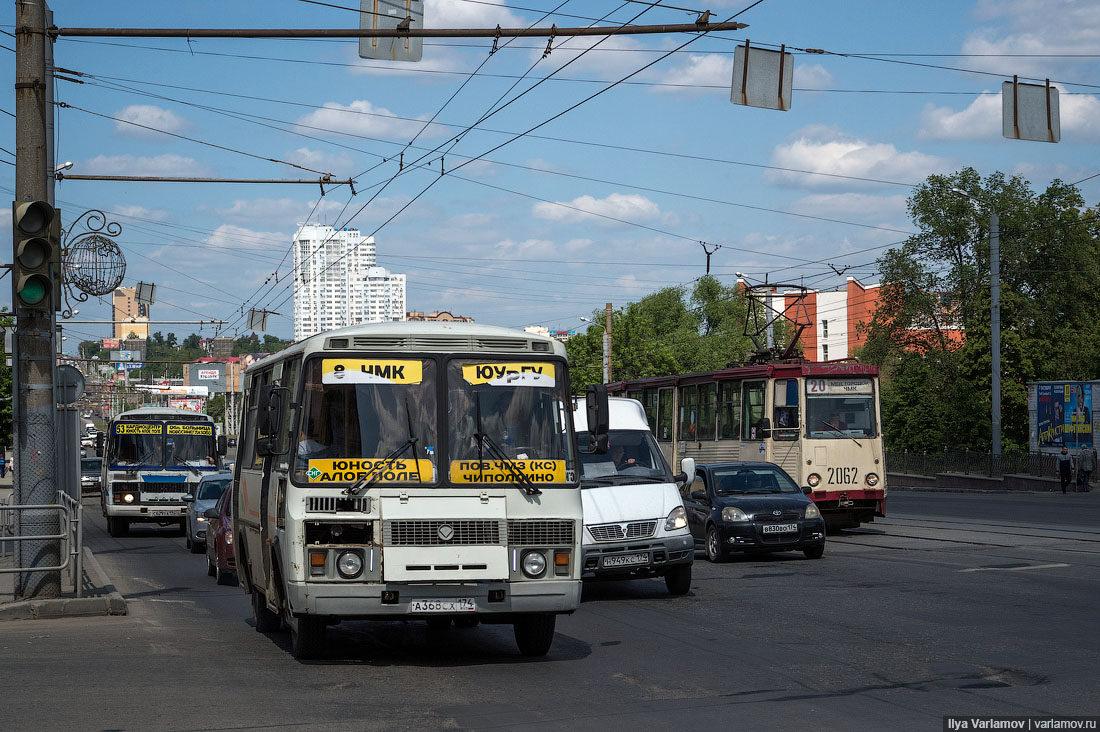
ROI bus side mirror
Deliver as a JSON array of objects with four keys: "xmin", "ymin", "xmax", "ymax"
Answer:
[
  {"xmin": 584, "ymin": 383, "xmax": 609, "ymax": 454},
  {"xmin": 217, "ymin": 435, "xmax": 228, "ymax": 456},
  {"xmin": 759, "ymin": 417, "xmax": 772, "ymax": 439},
  {"xmin": 96, "ymin": 433, "xmax": 104, "ymax": 453},
  {"xmin": 255, "ymin": 385, "xmax": 288, "ymax": 457}
]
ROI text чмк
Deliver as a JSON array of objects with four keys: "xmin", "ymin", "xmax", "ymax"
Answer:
[{"xmin": 333, "ymin": 362, "xmax": 405, "ymax": 380}]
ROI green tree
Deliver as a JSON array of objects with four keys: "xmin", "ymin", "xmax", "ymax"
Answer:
[{"xmin": 863, "ymin": 168, "xmax": 1100, "ymax": 453}]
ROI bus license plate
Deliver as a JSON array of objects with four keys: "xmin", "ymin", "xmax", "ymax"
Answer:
[
  {"xmin": 151, "ymin": 510, "xmax": 177, "ymax": 517},
  {"xmin": 762, "ymin": 523, "xmax": 797, "ymax": 534},
  {"xmin": 409, "ymin": 599, "xmax": 476, "ymax": 613},
  {"xmin": 602, "ymin": 552, "xmax": 649, "ymax": 568}
]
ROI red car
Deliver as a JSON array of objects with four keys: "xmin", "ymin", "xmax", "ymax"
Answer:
[{"xmin": 204, "ymin": 483, "xmax": 237, "ymax": 586}]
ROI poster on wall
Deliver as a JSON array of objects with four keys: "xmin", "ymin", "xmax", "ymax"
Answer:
[{"xmin": 1037, "ymin": 383, "xmax": 1092, "ymax": 449}]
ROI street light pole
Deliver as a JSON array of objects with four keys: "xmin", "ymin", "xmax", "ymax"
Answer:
[
  {"xmin": 580, "ymin": 307, "xmax": 612, "ymax": 385},
  {"xmin": 952, "ymin": 188, "xmax": 1001, "ymax": 457}
]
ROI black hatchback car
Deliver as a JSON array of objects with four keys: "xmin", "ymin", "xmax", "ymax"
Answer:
[{"xmin": 685, "ymin": 462, "xmax": 826, "ymax": 562}]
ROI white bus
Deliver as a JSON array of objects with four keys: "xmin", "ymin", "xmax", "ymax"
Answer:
[
  {"xmin": 101, "ymin": 407, "xmax": 228, "ymax": 537},
  {"xmin": 234, "ymin": 322, "xmax": 606, "ymax": 659}
]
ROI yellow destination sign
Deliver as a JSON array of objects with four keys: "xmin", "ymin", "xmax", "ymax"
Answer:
[
  {"xmin": 461, "ymin": 362, "xmax": 556, "ymax": 387},
  {"xmin": 167, "ymin": 424, "xmax": 213, "ymax": 436},
  {"xmin": 449, "ymin": 459, "xmax": 566, "ymax": 484},
  {"xmin": 114, "ymin": 423, "xmax": 163, "ymax": 435},
  {"xmin": 321, "ymin": 359, "xmax": 423, "ymax": 385},
  {"xmin": 307, "ymin": 458, "xmax": 434, "ymax": 483}
]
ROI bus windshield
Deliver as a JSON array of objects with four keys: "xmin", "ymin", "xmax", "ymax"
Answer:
[
  {"xmin": 296, "ymin": 357, "xmax": 438, "ymax": 483},
  {"xmin": 110, "ymin": 422, "xmax": 165, "ymax": 468},
  {"xmin": 165, "ymin": 423, "xmax": 217, "ymax": 467},
  {"xmin": 447, "ymin": 359, "xmax": 575, "ymax": 485}
]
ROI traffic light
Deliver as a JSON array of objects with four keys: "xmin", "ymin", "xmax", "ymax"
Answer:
[{"xmin": 12, "ymin": 200, "xmax": 57, "ymax": 311}]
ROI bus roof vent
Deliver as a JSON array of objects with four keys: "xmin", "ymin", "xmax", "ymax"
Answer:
[
  {"xmin": 351, "ymin": 336, "xmax": 411, "ymax": 350},
  {"xmin": 475, "ymin": 337, "xmax": 530, "ymax": 352}
]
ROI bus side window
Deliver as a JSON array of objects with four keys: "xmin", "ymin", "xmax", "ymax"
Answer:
[
  {"xmin": 247, "ymin": 368, "xmax": 274, "ymax": 469},
  {"xmin": 278, "ymin": 358, "xmax": 301, "ymax": 460}
]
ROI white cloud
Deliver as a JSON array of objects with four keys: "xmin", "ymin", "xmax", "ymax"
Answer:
[
  {"xmin": 285, "ymin": 147, "xmax": 355, "ymax": 177},
  {"xmin": 963, "ymin": 0, "xmax": 1100, "ymax": 77},
  {"xmin": 536, "ymin": 35, "xmax": 652, "ymax": 81},
  {"xmin": 425, "ymin": 0, "xmax": 521, "ymax": 28},
  {"xmin": 794, "ymin": 63, "xmax": 835, "ymax": 90},
  {"xmin": 346, "ymin": 42, "xmax": 474, "ymax": 78},
  {"xmin": 492, "ymin": 238, "xmax": 557, "ymax": 259},
  {"xmin": 919, "ymin": 87, "xmax": 1100, "ymax": 141},
  {"xmin": 648, "ymin": 53, "xmax": 729, "ymax": 94},
  {"xmin": 113, "ymin": 105, "xmax": 189, "ymax": 140},
  {"xmin": 213, "ymin": 197, "xmax": 345, "ymax": 226},
  {"xmin": 532, "ymin": 192, "xmax": 676, "ymax": 226},
  {"xmin": 82, "ymin": 153, "xmax": 214, "ymax": 177},
  {"xmin": 766, "ymin": 127, "xmax": 952, "ymax": 188},
  {"xmin": 296, "ymin": 100, "xmax": 444, "ymax": 140},
  {"xmin": 789, "ymin": 193, "xmax": 909, "ymax": 222},
  {"xmin": 110, "ymin": 205, "xmax": 171, "ymax": 222}
]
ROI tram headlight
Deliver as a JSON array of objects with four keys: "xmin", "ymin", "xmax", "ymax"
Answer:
[
  {"xmin": 522, "ymin": 551, "xmax": 547, "ymax": 578},
  {"xmin": 721, "ymin": 506, "xmax": 750, "ymax": 522},
  {"xmin": 665, "ymin": 506, "xmax": 687, "ymax": 531},
  {"xmin": 865, "ymin": 473, "xmax": 879, "ymax": 487},
  {"xmin": 337, "ymin": 551, "xmax": 363, "ymax": 579},
  {"xmin": 807, "ymin": 473, "xmax": 821, "ymax": 487},
  {"xmin": 804, "ymin": 503, "xmax": 822, "ymax": 520}
]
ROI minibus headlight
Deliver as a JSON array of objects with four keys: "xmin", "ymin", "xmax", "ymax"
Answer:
[
  {"xmin": 804, "ymin": 503, "xmax": 822, "ymax": 520},
  {"xmin": 522, "ymin": 551, "xmax": 547, "ymax": 578},
  {"xmin": 807, "ymin": 473, "xmax": 821, "ymax": 487},
  {"xmin": 665, "ymin": 506, "xmax": 687, "ymax": 531},
  {"xmin": 865, "ymin": 473, "xmax": 879, "ymax": 487},
  {"xmin": 337, "ymin": 551, "xmax": 363, "ymax": 579}
]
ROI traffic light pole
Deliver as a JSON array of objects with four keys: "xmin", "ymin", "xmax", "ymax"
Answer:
[{"xmin": 14, "ymin": 0, "xmax": 60, "ymax": 599}]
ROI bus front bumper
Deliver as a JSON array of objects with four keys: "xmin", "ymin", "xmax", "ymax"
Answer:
[
  {"xmin": 106, "ymin": 505, "xmax": 187, "ymax": 521},
  {"xmin": 285, "ymin": 578, "xmax": 581, "ymax": 619}
]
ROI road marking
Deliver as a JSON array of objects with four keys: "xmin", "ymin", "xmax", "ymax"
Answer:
[
  {"xmin": 146, "ymin": 598, "xmax": 196, "ymax": 604},
  {"xmin": 960, "ymin": 563, "xmax": 1069, "ymax": 573}
]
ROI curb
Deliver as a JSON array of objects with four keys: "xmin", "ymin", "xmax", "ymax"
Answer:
[{"xmin": 0, "ymin": 547, "xmax": 127, "ymax": 621}]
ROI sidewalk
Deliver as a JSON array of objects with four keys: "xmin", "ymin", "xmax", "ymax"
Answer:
[{"xmin": 1, "ymin": 475, "xmax": 127, "ymax": 620}]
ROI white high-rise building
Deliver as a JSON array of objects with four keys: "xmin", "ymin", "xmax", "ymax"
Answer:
[{"xmin": 292, "ymin": 223, "xmax": 407, "ymax": 341}]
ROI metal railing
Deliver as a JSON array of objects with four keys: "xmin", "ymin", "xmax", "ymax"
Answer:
[
  {"xmin": 0, "ymin": 490, "xmax": 84, "ymax": 597},
  {"xmin": 885, "ymin": 449, "xmax": 1060, "ymax": 479}
]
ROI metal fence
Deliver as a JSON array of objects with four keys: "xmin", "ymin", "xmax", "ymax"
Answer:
[
  {"xmin": 885, "ymin": 450, "xmax": 1060, "ymax": 479},
  {"xmin": 0, "ymin": 490, "xmax": 84, "ymax": 597}
]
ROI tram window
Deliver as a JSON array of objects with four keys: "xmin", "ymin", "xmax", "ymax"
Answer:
[
  {"xmin": 772, "ymin": 379, "xmax": 799, "ymax": 441},
  {"xmin": 697, "ymin": 383, "xmax": 717, "ymax": 440},
  {"xmin": 643, "ymin": 389, "xmax": 659, "ymax": 435},
  {"xmin": 679, "ymin": 385, "xmax": 699, "ymax": 441},
  {"xmin": 742, "ymin": 381, "xmax": 766, "ymax": 440},
  {"xmin": 718, "ymin": 382, "xmax": 741, "ymax": 439},
  {"xmin": 657, "ymin": 387, "xmax": 674, "ymax": 441}
]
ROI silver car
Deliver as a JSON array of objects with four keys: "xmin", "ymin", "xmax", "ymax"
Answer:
[{"xmin": 182, "ymin": 472, "xmax": 232, "ymax": 554}]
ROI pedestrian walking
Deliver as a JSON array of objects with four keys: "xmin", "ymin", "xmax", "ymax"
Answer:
[
  {"xmin": 1078, "ymin": 446, "xmax": 1096, "ymax": 491},
  {"xmin": 1057, "ymin": 445, "xmax": 1074, "ymax": 494}
]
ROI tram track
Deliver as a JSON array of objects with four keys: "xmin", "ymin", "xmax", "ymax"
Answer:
[{"xmin": 838, "ymin": 518, "xmax": 1100, "ymax": 545}]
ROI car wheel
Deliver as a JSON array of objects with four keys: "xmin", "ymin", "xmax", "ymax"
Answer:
[
  {"xmin": 207, "ymin": 554, "xmax": 217, "ymax": 577},
  {"xmin": 185, "ymin": 535, "xmax": 191, "ymax": 551},
  {"xmin": 178, "ymin": 520, "xmax": 187, "ymax": 537},
  {"xmin": 803, "ymin": 544, "xmax": 825, "ymax": 560},
  {"xmin": 664, "ymin": 563, "xmax": 692, "ymax": 595},
  {"xmin": 513, "ymin": 613, "xmax": 556, "ymax": 657},
  {"xmin": 705, "ymin": 525, "xmax": 727, "ymax": 563},
  {"xmin": 252, "ymin": 590, "xmax": 281, "ymax": 633},
  {"xmin": 290, "ymin": 615, "xmax": 326, "ymax": 660},
  {"xmin": 216, "ymin": 564, "xmax": 236, "ymax": 586},
  {"xmin": 454, "ymin": 616, "xmax": 480, "ymax": 629},
  {"xmin": 189, "ymin": 535, "xmax": 205, "ymax": 555}
]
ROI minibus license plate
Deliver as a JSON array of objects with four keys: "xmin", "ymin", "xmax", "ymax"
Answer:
[
  {"xmin": 151, "ymin": 510, "xmax": 177, "ymax": 517},
  {"xmin": 409, "ymin": 599, "xmax": 476, "ymax": 613},
  {"xmin": 602, "ymin": 552, "xmax": 648, "ymax": 568},
  {"xmin": 762, "ymin": 523, "xmax": 797, "ymax": 534}
]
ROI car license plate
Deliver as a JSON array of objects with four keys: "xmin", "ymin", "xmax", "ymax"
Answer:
[
  {"xmin": 150, "ymin": 510, "xmax": 177, "ymax": 517},
  {"xmin": 762, "ymin": 523, "xmax": 798, "ymax": 534},
  {"xmin": 409, "ymin": 599, "xmax": 476, "ymax": 613},
  {"xmin": 602, "ymin": 552, "xmax": 649, "ymax": 568}
]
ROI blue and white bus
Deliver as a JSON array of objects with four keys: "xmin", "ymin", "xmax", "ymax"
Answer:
[{"xmin": 101, "ymin": 407, "xmax": 227, "ymax": 537}]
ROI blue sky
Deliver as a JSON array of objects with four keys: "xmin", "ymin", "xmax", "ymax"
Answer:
[{"xmin": 4, "ymin": 0, "xmax": 1098, "ymax": 349}]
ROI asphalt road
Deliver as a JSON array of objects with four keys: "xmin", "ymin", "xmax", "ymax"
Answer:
[{"xmin": 2, "ymin": 490, "xmax": 1098, "ymax": 732}]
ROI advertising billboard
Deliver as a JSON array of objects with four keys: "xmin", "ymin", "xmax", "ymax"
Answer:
[
  {"xmin": 1036, "ymin": 382, "xmax": 1093, "ymax": 449},
  {"xmin": 168, "ymin": 398, "xmax": 204, "ymax": 412},
  {"xmin": 187, "ymin": 362, "xmax": 226, "ymax": 394}
]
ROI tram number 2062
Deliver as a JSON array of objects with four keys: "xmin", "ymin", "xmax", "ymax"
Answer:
[{"xmin": 827, "ymin": 467, "xmax": 859, "ymax": 485}]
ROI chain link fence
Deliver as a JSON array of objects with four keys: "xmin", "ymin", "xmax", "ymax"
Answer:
[{"xmin": 885, "ymin": 449, "xmax": 1060, "ymax": 478}]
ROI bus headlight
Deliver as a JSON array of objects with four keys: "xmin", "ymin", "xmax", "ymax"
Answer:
[
  {"xmin": 804, "ymin": 503, "xmax": 822, "ymax": 520},
  {"xmin": 122, "ymin": 493, "xmax": 135, "ymax": 504},
  {"xmin": 665, "ymin": 506, "xmax": 687, "ymax": 531},
  {"xmin": 865, "ymin": 473, "xmax": 879, "ymax": 487},
  {"xmin": 721, "ymin": 506, "xmax": 750, "ymax": 522},
  {"xmin": 337, "ymin": 551, "xmax": 363, "ymax": 579},
  {"xmin": 522, "ymin": 551, "xmax": 547, "ymax": 578},
  {"xmin": 807, "ymin": 473, "xmax": 821, "ymax": 487}
]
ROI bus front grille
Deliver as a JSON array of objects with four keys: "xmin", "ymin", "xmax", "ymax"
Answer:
[
  {"xmin": 384, "ymin": 519, "xmax": 504, "ymax": 546},
  {"xmin": 307, "ymin": 496, "xmax": 370, "ymax": 513},
  {"xmin": 507, "ymin": 519, "xmax": 575, "ymax": 546}
]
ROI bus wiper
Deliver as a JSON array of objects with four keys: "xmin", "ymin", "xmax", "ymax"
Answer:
[
  {"xmin": 346, "ymin": 399, "xmax": 421, "ymax": 496},
  {"xmin": 822, "ymin": 421, "xmax": 862, "ymax": 448},
  {"xmin": 474, "ymin": 391, "xmax": 541, "ymax": 497}
]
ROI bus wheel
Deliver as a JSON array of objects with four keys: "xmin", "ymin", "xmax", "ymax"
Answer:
[
  {"xmin": 426, "ymin": 617, "xmax": 452, "ymax": 630},
  {"xmin": 665, "ymin": 564, "xmax": 692, "ymax": 595},
  {"xmin": 454, "ymin": 616, "xmax": 480, "ymax": 629},
  {"xmin": 252, "ymin": 590, "xmax": 281, "ymax": 633},
  {"xmin": 290, "ymin": 615, "xmax": 326, "ymax": 659},
  {"xmin": 705, "ymin": 526, "xmax": 727, "ymax": 563},
  {"xmin": 107, "ymin": 516, "xmax": 129, "ymax": 537},
  {"xmin": 513, "ymin": 613, "xmax": 556, "ymax": 657}
]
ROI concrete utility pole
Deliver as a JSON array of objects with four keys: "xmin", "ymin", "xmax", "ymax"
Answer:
[
  {"xmin": 14, "ymin": 0, "xmax": 60, "ymax": 599},
  {"xmin": 604, "ymin": 303, "xmax": 613, "ymax": 384}
]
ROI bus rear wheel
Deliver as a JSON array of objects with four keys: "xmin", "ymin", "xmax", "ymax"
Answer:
[
  {"xmin": 290, "ymin": 615, "xmax": 326, "ymax": 659},
  {"xmin": 513, "ymin": 613, "xmax": 556, "ymax": 657},
  {"xmin": 106, "ymin": 516, "xmax": 129, "ymax": 537}
]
